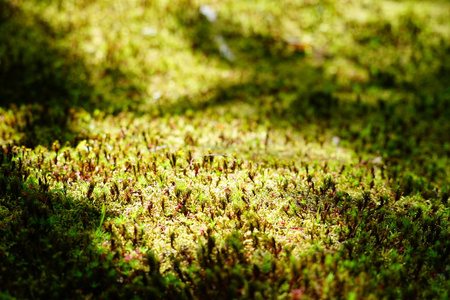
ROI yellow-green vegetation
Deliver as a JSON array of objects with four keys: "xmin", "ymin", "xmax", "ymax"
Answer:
[{"xmin": 1, "ymin": 0, "xmax": 449, "ymax": 299}]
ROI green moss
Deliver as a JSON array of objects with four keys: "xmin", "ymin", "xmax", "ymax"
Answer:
[{"xmin": 0, "ymin": 0, "xmax": 449, "ymax": 298}]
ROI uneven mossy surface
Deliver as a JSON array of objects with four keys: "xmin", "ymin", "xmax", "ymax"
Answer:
[{"xmin": 0, "ymin": 0, "xmax": 449, "ymax": 299}]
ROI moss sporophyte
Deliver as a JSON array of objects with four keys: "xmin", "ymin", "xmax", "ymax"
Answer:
[{"xmin": 1, "ymin": 0, "xmax": 449, "ymax": 299}]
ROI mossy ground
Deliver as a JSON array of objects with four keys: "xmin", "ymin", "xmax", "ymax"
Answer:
[{"xmin": 0, "ymin": 0, "xmax": 449, "ymax": 299}]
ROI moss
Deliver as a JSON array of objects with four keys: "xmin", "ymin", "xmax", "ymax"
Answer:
[{"xmin": 0, "ymin": 0, "xmax": 449, "ymax": 298}]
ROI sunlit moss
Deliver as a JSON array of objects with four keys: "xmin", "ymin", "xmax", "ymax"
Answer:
[{"xmin": 0, "ymin": 0, "xmax": 449, "ymax": 298}]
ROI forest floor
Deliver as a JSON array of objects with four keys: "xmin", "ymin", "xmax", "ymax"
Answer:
[{"xmin": 0, "ymin": 0, "xmax": 449, "ymax": 299}]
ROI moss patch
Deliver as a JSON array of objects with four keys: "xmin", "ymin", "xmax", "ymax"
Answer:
[{"xmin": 0, "ymin": 0, "xmax": 449, "ymax": 298}]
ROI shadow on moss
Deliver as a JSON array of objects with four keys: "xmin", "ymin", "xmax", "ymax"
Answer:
[
  {"xmin": 169, "ymin": 3, "xmax": 450, "ymax": 183},
  {"xmin": 0, "ymin": 2, "xmax": 94, "ymax": 147}
]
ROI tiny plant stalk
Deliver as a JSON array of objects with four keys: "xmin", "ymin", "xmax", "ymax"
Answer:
[
  {"xmin": 316, "ymin": 204, "xmax": 321, "ymax": 224},
  {"xmin": 98, "ymin": 203, "xmax": 106, "ymax": 232}
]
